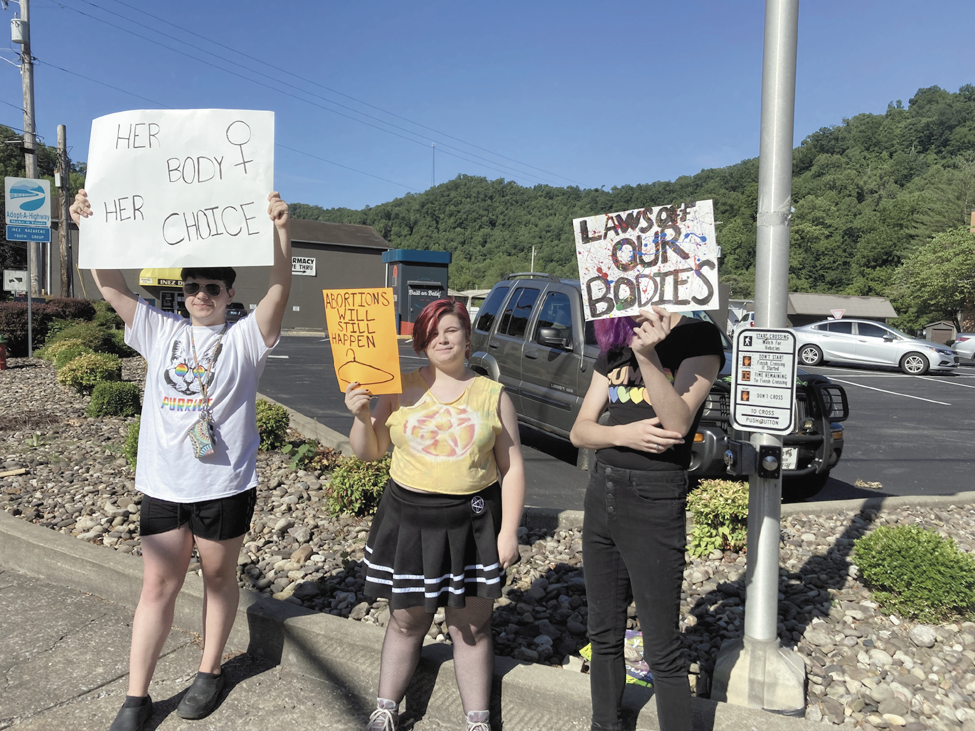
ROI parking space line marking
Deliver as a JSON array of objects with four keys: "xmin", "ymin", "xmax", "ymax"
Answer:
[
  {"xmin": 268, "ymin": 355, "xmax": 289, "ymax": 359},
  {"xmin": 921, "ymin": 377, "xmax": 975, "ymax": 390},
  {"xmin": 828, "ymin": 378, "xmax": 951, "ymax": 406}
]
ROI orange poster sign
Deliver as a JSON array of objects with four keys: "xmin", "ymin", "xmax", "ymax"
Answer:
[{"xmin": 322, "ymin": 287, "xmax": 402, "ymax": 395}]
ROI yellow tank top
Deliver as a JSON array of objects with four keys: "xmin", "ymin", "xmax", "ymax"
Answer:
[{"xmin": 386, "ymin": 370, "xmax": 504, "ymax": 494}]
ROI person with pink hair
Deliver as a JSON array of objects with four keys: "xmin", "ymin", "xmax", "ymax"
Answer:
[{"xmin": 345, "ymin": 298, "xmax": 525, "ymax": 731}]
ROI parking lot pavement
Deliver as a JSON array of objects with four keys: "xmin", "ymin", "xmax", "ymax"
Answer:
[{"xmin": 800, "ymin": 364, "xmax": 975, "ymax": 498}]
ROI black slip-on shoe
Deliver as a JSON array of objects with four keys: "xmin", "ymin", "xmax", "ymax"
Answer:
[
  {"xmin": 176, "ymin": 671, "xmax": 226, "ymax": 720},
  {"xmin": 108, "ymin": 696, "xmax": 153, "ymax": 731}
]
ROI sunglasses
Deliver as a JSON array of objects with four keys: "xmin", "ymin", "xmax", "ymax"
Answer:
[{"xmin": 183, "ymin": 282, "xmax": 225, "ymax": 297}]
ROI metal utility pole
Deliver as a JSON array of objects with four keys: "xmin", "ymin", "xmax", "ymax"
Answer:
[
  {"xmin": 58, "ymin": 124, "xmax": 72, "ymax": 297},
  {"xmin": 711, "ymin": 0, "xmax": 805, "ymax": 716}
]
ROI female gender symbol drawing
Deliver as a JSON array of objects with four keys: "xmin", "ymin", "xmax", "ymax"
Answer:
[{"xmin": 226, "ymin": 120, "xmax": 253, "ymax": 174}]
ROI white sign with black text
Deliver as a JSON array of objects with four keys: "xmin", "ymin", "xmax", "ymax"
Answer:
[
  {"xmin": 292, "ymin": 256, "xmax": 316, "ymax": 276},
  {"xmin": 79, "ymin": 109, "xmax": 275, "ymax": 269},
  {"xmin": 730, "ymin": 329, "xmax": 798, "ymax": 435}
]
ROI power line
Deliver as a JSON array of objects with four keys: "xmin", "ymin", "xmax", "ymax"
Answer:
[
  {"xmin": 104, "ymin": 0, "xmax": 580, "ymax": 186},
  {"xmin": 51, "ymin": 1, "xmax": 553, "ymax": 186},
  {"xmin": 61, "ymin": 0, "xmax": 574, "ymax": 187},
  {"xmin": 33, "ymin": 60, "xmax": 418, "ymax": 193}
]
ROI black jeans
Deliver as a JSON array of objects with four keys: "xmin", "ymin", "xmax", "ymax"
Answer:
[{"xmin": 583, "ymin": 461, "xmax": 691, "ymax": 731}]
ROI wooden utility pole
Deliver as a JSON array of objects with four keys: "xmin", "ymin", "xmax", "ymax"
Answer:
[
  {"xmin": 19, "ymin": 0, "xmax": 42, "ymax": 295},
  {"xmin": 58, "ymin": 124, "xmax": 73, "ymax": 297}
]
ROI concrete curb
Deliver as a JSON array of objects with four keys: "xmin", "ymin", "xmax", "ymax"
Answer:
[
  {"xmin": 1, "ymin": 509, "xmax": 821, "ymax": 730},
  {"xmin": 257, "ymin": 391, "xmax": 353, "ymax": 456}
]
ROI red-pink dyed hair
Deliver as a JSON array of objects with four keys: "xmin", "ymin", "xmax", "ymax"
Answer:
[{"xmin": 412, "ymin": 299, "xmax": 472, "ymax": 356}]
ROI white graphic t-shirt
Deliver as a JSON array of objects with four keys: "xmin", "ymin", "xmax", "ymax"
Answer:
[{"xmin": 125, "ymin": 298, "xmax": 276, "ymax": 502}]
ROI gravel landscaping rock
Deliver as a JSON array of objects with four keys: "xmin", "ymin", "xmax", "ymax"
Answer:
[{"xmin": 3, "ymin": 356, "xmax": 975, "ymax": 727}]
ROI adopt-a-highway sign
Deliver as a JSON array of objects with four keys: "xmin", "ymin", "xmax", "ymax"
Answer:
[
  {"xmin": 731, "ymin": 328, "xmax": 798, "ymax": 435},
  {"xmin": 5, "ymin": 177, "xmax": 51, "ymax": 227}
]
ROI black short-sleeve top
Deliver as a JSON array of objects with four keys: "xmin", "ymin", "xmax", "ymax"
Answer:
[{"xmin": 593, "ymin": 319, "xmax": 725, "ymax": 472}]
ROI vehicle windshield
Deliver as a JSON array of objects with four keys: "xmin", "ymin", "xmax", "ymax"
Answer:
[{"xmin": 883, "ymin": 324, "xmax": 914, "ymax": 340}]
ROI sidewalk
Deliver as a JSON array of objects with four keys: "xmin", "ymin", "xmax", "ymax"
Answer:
[{"xmin": 0, "ymin": 507, "xmax": 818, "ymax": 731}]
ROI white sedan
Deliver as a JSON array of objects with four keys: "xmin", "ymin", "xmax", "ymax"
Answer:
[{"xmin": 792, "ymin": 319, "xmax": 959, "ymax": 375}]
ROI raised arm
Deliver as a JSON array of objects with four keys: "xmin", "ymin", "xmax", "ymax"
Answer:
[
  {"xmin": 254, "ymin": 192, "xmax": 292, "ymax": 348},
  {"xmin": 70, "ymin": 189, "xmax": 138, "ymax": 328},
  {"xmin": 345, "ymin": 383, "xmax": 393, "ymax": 462}
]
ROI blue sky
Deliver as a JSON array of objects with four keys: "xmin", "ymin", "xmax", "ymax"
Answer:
[{"xmin": 2, "ymin": 0, "xmax": 973, "ymax": 212}]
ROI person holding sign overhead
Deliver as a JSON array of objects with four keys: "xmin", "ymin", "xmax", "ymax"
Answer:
[
  {"xmin": 344, "ymin": 299, "xmax": 525, "ymax": 731},
  {"xmin": 570, "ymin": 307, "xmax": 723, "ymax": 731},
  {"xmin": 70, "ymin": 189, "xmax": 292, "ymax": 731}
]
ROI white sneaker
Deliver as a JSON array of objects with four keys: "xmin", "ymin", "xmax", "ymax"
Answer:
[
  {"xmin": 466, "ymin": 710, "xmax": 490, "ymax": 731},
  {"xmin": 365, "ymin": 699, "xmax": 398, "ymax": 731}
]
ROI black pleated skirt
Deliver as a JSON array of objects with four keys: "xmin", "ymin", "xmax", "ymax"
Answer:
[{"xmin": 363, "ymin": 479, "xmax": 505, "ymax": 612}]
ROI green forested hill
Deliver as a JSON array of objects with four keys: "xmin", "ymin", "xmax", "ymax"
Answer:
[{"xmin": 292, "ymin": 85, "xmax": 975, "ymax": 318}]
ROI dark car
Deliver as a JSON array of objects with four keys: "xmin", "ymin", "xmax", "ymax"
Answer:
[
  {"xmin": 226, "ymin": 302, "xmax": 247, "ymax": 324},
  {"xmin": 468, "ymin": 273, "xmax": 849, "ymax": 500}
]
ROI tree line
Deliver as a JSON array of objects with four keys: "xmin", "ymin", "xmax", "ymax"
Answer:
[
  {"xmin": 292, "ymin": 85, "xmax": 975, "ymax": 331},
  {"xmin": 3, "ymin": 84, "xmax": 973, "ymax": 330}
]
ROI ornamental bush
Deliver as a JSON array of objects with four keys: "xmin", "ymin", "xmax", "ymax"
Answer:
[
  {"xmin": 106, "ymin": 329, "xmax": 138, "ymax": 358},
  {"xmin": 86, "ymin": 381, "xmax": 142, "ymax": 418},
  {"xmin": 0, "ymin": 301, "xmax": 54, "ymax": 355},
  {"xmin": 56, "ymin": 352, "xmax": 123, "ymax": 394},
  {"xmin": 44, "ymin": 297, "xmax": 96, "ymax": 321},
  {"xmin": 44, "ymin": 317, "xmax": 84, "ymax": 345},
  {"xmin": 325, "ymin": 454, "xmax": 390, "ymax": 516},
  {"xmin": 53, "ymin": 343, "xmax": 95, "ymax": 369},
  {"xmin": 36, "ymin": 337, "xmax": 85, "ymax": 362},
  {"xmin": 46, "ymin": 322, "xmax": 114, "ymax": 352},
  {"xmin": 93, "ymin": 308, "xmax": 124, "ymax": 330},
  {"xmin": 686, "ymin": 479, "xmax": 749, "ymax": 557},
  {"xmin": 123, "ymin": 417, "xmax": 140, "ymax": 469},
  {"xmin": 853, "ymin": 524, "xmax": 975, "ymax": 622},
  {"xmin": 255, "ymin": 399, "xmax": 289, "ymax": 451}
]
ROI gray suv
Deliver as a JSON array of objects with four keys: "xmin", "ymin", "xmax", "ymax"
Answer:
[{"xmin": 469, "ymin": 273, "xmax": 850, "ymax": 501}]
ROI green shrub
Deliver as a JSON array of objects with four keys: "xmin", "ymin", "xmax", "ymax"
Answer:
[
  {"xmin": 86, "ymin": 381, "xmax": 142, "ymax": 418},
  {"xmin": 686, "ymin": 479, "xmax": 749, "ymax": 557},
  {"xmin": 283, "ymin": 440, "xmax": 318, "ymax": 470},
  {"xmin": 46, "ymin": 322, "xmax": 114, "ymax": 352},
  {"xmin": 56, "ymin": 352, "xmax": 122, "ymax": 394},
  {"xmin": 853, "ymin": 524, "xmax": 975, "ymax": 622},
  {"xmin": 325, "ymin": 454, "xmax": 390, "ymax": 516},
  {"xmin": 106, "ymin": 329, "xmax": 138, "ymax": 358},
  {"xmin": 53, "ymin": 343, "xmax": 95, "ymax": 369},
  {"xmin": 44, "ymin": 317, "xmax": 84, "ymax": 345},
  {"xmin": 94, "ymin": 308, "xmax": 124, "ymax": 330},
  {"xmin": 36, "ymin": 337, "xmax": 85, "ymax": 362},
  {"xmin": 255, "ymin": 399, "xmax": 289, "ymax": 451},
  {"xmin": 123, "ymin": 417, "xmax": 140, "ymax": 469}
]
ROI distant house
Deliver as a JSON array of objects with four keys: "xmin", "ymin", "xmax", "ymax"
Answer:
[
  {"xmin": 786, "ymin": 293, "xmax": 897, "ymax": 328},
  {"xmin": 733, "ymin": 293, "xmax": 898, "ymax": 328}
]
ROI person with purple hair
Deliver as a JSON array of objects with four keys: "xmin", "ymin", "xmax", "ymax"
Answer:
[{"xmin": 570, "ymin": 305, "xmax": 724, "ymax": 731}]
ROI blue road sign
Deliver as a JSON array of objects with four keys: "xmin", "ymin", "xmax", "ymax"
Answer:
[{"xmin": 6, "ymin": 225, "xmax": 52, "ymax": 243}]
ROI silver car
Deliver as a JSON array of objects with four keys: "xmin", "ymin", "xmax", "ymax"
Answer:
[
  {"xmin": 953, "ymin": 333, "xmax": 975, "ymax": 365},
  {"xmin": 792, "ymin": 319, "xmax": 959, "ymax": 375}
]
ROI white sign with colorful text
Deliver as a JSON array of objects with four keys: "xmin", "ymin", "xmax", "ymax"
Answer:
[
  {"xmin": 79, "ymin": 109, "xmax": 275, "ymax": 269},
  {"xmin": 573, "ymin": 199, "xmax": 718, "ymax": 320}
]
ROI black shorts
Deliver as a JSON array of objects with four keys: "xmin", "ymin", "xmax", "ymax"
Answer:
[{"xmin": 139, "ymin": 488, "xmax": 257, "ymax": 541}]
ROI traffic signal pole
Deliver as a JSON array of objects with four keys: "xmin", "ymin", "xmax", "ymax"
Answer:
[{"xmin": 710, "ymin": 0, "xmax": 806, "ymax": 715}]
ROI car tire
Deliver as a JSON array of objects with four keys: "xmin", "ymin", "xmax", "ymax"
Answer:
[
  {"xmin": 799, "ymin": 344, "xmax": 824, "ymax": 367},
  {"xmin": 899, "ymin": 352, "xmax": 929, "ymax": 376},
  {"xmin": 782, "ymin": 470, "xmax": 830, "ymax": 502}
]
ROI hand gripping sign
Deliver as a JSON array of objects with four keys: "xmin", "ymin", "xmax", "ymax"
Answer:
[
  {"xmin": 573, "ymin": 200, "xmax": 719, "ymax": 320},
  {"xmin": 79, "ymin": 109, "xmax": 275, "ymax": 269},
  {"xmin": 323, "ymin": 288, "xmax": 403, "ymax": 395}
]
